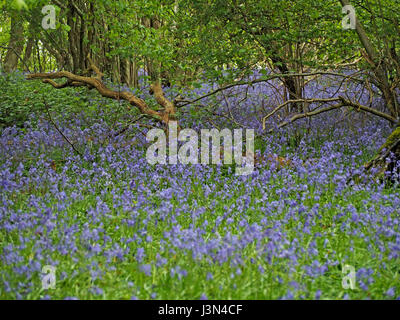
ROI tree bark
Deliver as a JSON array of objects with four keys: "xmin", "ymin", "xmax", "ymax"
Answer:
[
  {"xmin": 27, "ymin": 57, "xmax": 177, "ymax": 127},
  {"xmin": 270, "ymin": 54, "xmax": 302, "ymax": 112},
  {"xmin": 364, "ymin": 125, "xmax": 400, "ymax": 182},
  {"xmin": 339, "ymin": 0, "xmax": 399, "ymax": 119},
  {"xmin": 121, "ymin": 58, "xmax": 139, "ymax": 88},
  {"xmin": 3, "ymin": 14, "xmax": 24, "ymax": 72},
  {"xmin": 22, "ymin": 37, "xmax": 34, "ymax": 72}
]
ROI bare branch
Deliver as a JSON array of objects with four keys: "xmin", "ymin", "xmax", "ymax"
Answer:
[
  {"xmin": 264, "ymin": 96, "xmax": 397, "ymax": 133},
  {"xmin": 150, "ymin": 81, "xmax": 176, "ymax": 123},
  {"xmin": 177, "ymin": 71, "xmax": 364, "ymax": 107},
  {"xmin": 27, "ymin": 70, "xmax": 163, "ymax": 122},
  {"xmin": 262, "ymin": 98, "xmax": 342, "ymax": 130},
  {"xmin": 266, "ymin": 103, "xmax": 346, "ymax": 133},
  {"xmin": 86, "ymin": 54, "xmax": 104, "ymax": 80},
  {"xmin": 339, "ymin": 96, "xmax": 397, "ymax": 123},
  {"xmin": 43, "ymin": 98, "xmax": 83, "ymax": 157}
]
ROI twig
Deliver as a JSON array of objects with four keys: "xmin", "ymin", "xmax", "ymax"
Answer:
[
  {"xmin": 110, "ymin": 114, "xmax": 147, "ymax": 138},
  {"xmin": 265, "ymin": 96, "xmax": 397, "ymax": 134},
  {"xmin": 262, "ymin": 98, "xmax": 341, "ymax": 130},
  {"xmin": 266, "ymin": 103, "xmax": 346, "ymax": 133},
  {"xmin": 176, "ymin": 71, "xmax": 364, "ymax": 107},
  {"xmin": 221, "ymin": 91, "xmax": 243, "ymax": 127},
  {"xmin": 43, "ymin": 98, "xmax": 83, "ymax": 157}
]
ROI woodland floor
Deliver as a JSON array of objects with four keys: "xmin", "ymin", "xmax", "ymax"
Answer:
[{"xmin": 1, "ymin": 72, "xmax": 400, "ymax": 299}]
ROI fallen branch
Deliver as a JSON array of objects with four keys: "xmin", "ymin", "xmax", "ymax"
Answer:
[
  {"xmin": 265, "ymin": 103, "xmax": 346, "ymax": 133},
  {"xmin": 264, "ymin": 96, "xmax": 397, "ymax": 133},
  {"xmin": 262, "ymin": 97, "xmax": 342, "ymax": 130},
  {"xmin": 27, "ymin": 56, "xmax": 176, "ymax": 126},
  {"xmin": 339, "ymin": 96, "xmax": 397, "ymax": 123},
  {"xmin": 177, "ymin": 71, "xmax": 364, "ymax": 107}
]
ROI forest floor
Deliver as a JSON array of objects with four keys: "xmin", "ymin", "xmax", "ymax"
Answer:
[{"xmin": 1, "ymin": 72, "xmax": 399, "ymax": 299}]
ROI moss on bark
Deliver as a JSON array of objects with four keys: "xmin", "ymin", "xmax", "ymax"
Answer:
[{"xmin": 379, "ymin": 126, "xmax": 400, "ymax": 152}]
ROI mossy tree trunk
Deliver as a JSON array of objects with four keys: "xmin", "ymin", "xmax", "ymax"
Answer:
[{"xmin": 365, "ymin": 125, "xmax": 400, "ymax": 181}]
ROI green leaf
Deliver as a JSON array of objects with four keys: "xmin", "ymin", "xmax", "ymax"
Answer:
[{"xmin": 14, "ymin": 0, "xmax": 27, "ymax": 9}]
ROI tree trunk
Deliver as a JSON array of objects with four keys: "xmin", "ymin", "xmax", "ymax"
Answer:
[
  {"xmin": 3, "ymin": 14, "xmax": 24, "ymax": 72},
  {"xmin": 67, "ymin": 0, "xmax": 84, "ymax": 74},
  {"xmin": 22, "ymin": 37, "xmax": 34, "ymax": 71},
  {"xmin": 365, "ymin": 125, "xmax": 400, "ymax": 182},
  {"xmin": 338, "ymin": 0, "xmax": 400, "ymax": 180},
  {"xmin": 270, "ymin": 55, "xmax": 302, "ymax": 112},
  {"xmin": 339, "ymin": 0, "xmax": 399, "ymax": 118},
  {"xmin": 121, "ymin": 58, "xmax": 139, "ymax": 88}
]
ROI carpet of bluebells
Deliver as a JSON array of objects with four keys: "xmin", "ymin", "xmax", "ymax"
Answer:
[{"xmin": 1, "ymin": 71, "xmax": 400, "ymax": 300}]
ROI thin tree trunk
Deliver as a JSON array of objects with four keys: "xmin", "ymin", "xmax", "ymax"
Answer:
[
  {"xmin": 67, "ymin": 1, "xmax": 81, "ymax": 73},
  {"xmin": 339, "ymin": 0, "xmax": 399, "ymax": 119},
  {"xmin": 22, "ymin": 37, "xmax": 34, "ymax": 72},
  {"xmin": 36, "ymin": 41, "xmax": 42, "ymax": 72},
  {"xmin": 270, "ymin": 55, "xmax": 302, "ymax": 111}
]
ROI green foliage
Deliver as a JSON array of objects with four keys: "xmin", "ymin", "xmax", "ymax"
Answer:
[{"xmin": 0, "ymin": 72, "xmax": 90, "ymax": 128}]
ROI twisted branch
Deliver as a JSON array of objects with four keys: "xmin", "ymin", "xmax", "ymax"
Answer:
[{"xmin": 27, "ymin": 58, "xmax": 176, "ymax": 126}]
